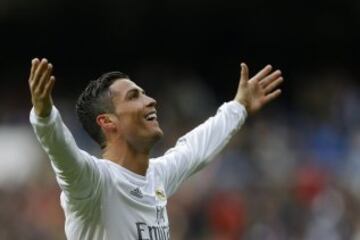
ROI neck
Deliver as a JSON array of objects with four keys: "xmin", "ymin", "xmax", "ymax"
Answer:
[{"xmin": 102, "ymin": 141, "xmax": 150, "ymax": 176}]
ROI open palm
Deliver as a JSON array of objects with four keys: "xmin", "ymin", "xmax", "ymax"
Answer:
[{"xmin": 235, "ymin": 63, "xmax": 283, "ymax": 114}]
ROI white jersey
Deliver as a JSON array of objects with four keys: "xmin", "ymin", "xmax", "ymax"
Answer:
[{"xmin": 30, "ymin": 101, "xmax": 247, "ymax": 240}]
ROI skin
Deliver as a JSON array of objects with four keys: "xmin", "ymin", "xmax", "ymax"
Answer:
[
  {"xmin": 97, "ymin": 79, "xmax": 164, "ymax": 175},
  {"xmin": 28, "ymin": 58, "xmax": 283, "ymax": 176}
]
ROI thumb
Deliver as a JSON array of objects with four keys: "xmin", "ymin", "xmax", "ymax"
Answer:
[{"xmin": 240, "ymin": 63, "xmax": 249, "ymax": 86}]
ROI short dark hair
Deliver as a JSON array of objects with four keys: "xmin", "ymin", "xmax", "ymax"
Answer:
[{"xmin": 76, "ymin": 71, "xmax": 129, "ymax": 148}]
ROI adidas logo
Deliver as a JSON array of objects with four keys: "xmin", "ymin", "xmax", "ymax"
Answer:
[{"xmin": 130, "ymin": 188, "xmax": 143, "ymax": 198}]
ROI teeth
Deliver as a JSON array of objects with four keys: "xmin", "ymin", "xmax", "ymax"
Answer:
[{"xmin": 145, "ymin": 113, "xmax": 157, "ymax": 121}]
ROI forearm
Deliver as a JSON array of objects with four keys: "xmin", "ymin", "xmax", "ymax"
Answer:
[
  {"xmin": 169, "ymin": 101, "xmax": 247, "ymax": 178},
  {"xmin": 30, "ymin": 105, "xmax": 83, "ymax": 170},
  {"xmin": 183, "ymin": 100, "xmax": 247, "ymax": 166}
]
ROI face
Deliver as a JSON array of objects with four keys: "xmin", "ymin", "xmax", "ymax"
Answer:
[{"xmin": 108, "ymin": 79, "xmax": 163, "ymax": 149}]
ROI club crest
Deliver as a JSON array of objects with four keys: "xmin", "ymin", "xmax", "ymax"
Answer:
[{"xmin": 155, "ymin": 187, "xmax": 166, "ymax": 201}]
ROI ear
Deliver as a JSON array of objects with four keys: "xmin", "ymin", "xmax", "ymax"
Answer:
[{"xmin": 96, "ymin": 114, "xmax": 117, "ymax": 132}]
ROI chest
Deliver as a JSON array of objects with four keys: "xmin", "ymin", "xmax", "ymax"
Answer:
[{"xmin": 101, "ymin": 173, "xmax": 170, "ymax": 239}]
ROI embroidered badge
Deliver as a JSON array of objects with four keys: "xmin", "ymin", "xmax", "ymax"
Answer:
[{"xmin": 155, "ymin": 187, "xmax": 166, "ymax": 201}]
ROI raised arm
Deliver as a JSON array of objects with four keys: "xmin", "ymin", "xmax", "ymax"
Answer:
[
  {"xmin": 155, "ymin": 63, "xmax": 283, "ymax": 196},
  {"xmin": 29, "ymin": 58, "xmax": 102, "ymax": 200}
]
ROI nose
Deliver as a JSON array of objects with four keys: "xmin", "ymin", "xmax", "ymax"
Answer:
[{"xmin": 146, "ymin": 95, "xmax": 157, "ymax": 108}]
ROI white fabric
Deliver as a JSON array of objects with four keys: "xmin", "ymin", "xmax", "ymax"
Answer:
[{"xmin": 30, "ymin": 101, "xmax": 247, "ymax": 240}]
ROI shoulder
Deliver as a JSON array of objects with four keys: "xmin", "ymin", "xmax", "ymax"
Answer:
[
  {"xmin": 149, "ymin": 157, "xmax": 167, "ymax": 175},
  {"xmin": 148, "ymin": 153, "xmax": 181, "ymax": 176}
]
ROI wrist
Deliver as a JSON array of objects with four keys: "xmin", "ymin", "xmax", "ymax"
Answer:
[
  {"xmin": 33, "ymin": 98, "xmax": 53, "ymax": 118},
  {"xmin": 35, "ymin": 107, "xmax": 52, "ymax": 118},
  {"xmin": 234, "ymin": 96, "xmax": 249, "ymax": 113}
]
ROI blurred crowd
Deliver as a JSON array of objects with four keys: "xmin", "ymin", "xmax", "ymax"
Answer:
[{"xmin": 0, "ymin": 67, "xmax": 359, "ymax": 240}]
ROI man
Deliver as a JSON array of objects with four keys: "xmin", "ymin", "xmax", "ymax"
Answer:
[{"xmin": 29, "ymin": 58, "xmax": 283, "ymax": 239}]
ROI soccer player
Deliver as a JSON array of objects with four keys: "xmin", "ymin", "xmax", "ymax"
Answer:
[{"xmin": 29, "ymin": 58, "xmax": 283, "ymax": 239}]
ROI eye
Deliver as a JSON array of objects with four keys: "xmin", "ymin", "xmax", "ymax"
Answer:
[{"xmin": 127, "ymin": 90, "xmax": 139, "ymax": 100}]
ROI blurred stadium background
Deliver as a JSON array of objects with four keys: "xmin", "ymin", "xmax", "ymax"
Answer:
[{"xmin": 1, "ymin": 0, "xmax": 360, "ymax": 239}]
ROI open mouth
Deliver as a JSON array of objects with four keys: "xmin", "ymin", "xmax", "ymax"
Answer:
[{"xmin": 144, "ymin": 111, "xmax": 157, "ymax": 122}]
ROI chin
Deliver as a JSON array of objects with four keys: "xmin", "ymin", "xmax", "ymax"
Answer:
[
  {"xmin": 142, "ymin": 125, "xmax": 164, "ymax": 144},
  {"xmin": 152, "ymin": 128, "xmax": 164, "ymax": 140}
]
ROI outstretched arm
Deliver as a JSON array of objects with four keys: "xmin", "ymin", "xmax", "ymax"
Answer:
[
  {"xmin": 29, "ymin": 58, "xmax": 102, "ymax": 201},
  {"xmin": 156, "ymin": 63, "xmax": 283, "ymax": 196}
]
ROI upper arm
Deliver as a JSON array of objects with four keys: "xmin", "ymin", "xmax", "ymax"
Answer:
[
  {"xmin": 30, "ymin": 106, "xmax": 103, "ymax": 200},
  {"xmin": 51, "ymin": 150, "xmax": 103, "ymax": 201}
]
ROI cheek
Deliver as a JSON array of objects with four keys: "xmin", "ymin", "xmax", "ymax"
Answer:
[
  {"xmin": 117, "ymin": 114, "xmax": 144, "ymax": 134},
  {"xmin": 114, "ymin": 104, "xmax": 147, "ymax": 135}
]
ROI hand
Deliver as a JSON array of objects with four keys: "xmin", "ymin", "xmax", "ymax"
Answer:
[
  {"xmin": 28, "ymin": 58, "xmax": 56, "ymax": 117},
  {"xmin": 234, "ymin": 63, "xmax": 283, "ymax": 114}
]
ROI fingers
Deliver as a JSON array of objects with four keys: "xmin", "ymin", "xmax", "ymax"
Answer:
[
  {"xmin": 239, "ymin": 62, "xmax": 249, "ymax": 86},
  {"xmin": 29, "ymin": 58, "xmax": 40, "ymax": 84},
  {"xmin": 37, "ymin": 63, "xmax": 53, "ymax": 93},
  {"xmin": 29, "ymin": 58, "xmax": 55, "ymax": 98},
  {"xmin": 263, "ymin": 76, "xmax": 283, "ymax": 94},
  {"xmin": 32, "ymin": 58, "xmax": 49, "ymax": 89},
  {"xmin": 252, "ymin": 64, "xmax": 273, "ymax": 82},
  {"xmin": 44, "ymin": 76, "xmax": 56, "ymax": 97},
  {"xmin": 264, "ymin": 89, "xmax": 282, "ymax": 104},
  {"xmin": 259, "ymin": 70, "xmax": 282, "ymax": 88}
]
